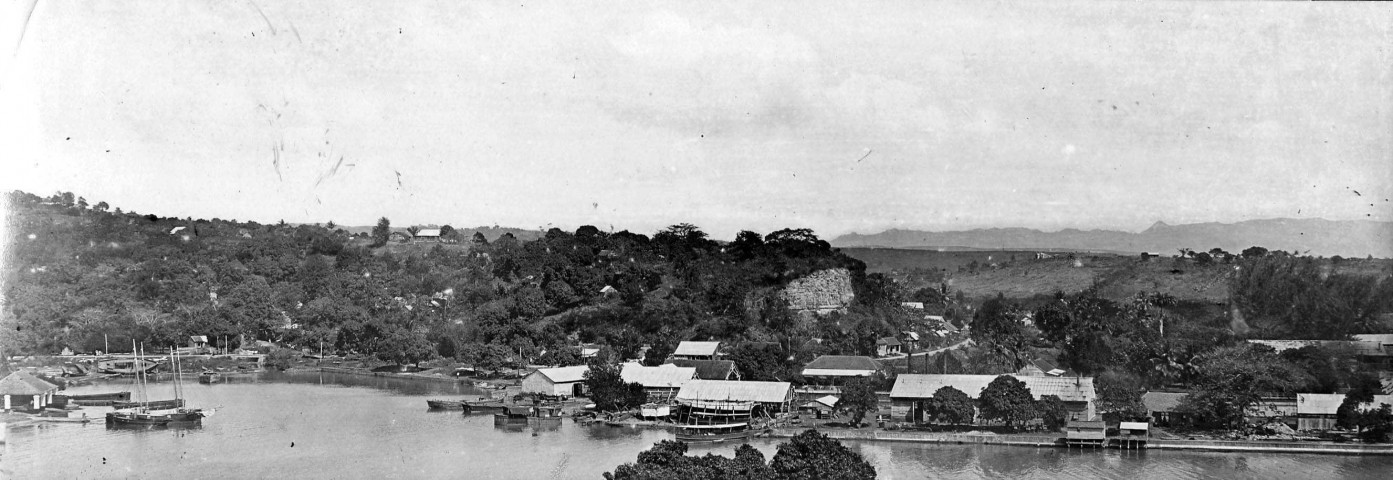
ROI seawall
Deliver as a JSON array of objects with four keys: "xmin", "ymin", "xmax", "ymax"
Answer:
[{"xmin": 768, "ymin": 428, "xmax": 1393, "ymax": 455}]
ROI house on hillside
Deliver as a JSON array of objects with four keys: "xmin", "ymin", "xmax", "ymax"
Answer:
[
  {"xmin": 801, "ymin": 355, "xmax": 883, "ymax": 394},
  {"xmin": 669, "ymin": 359, "xmax": 739, "ymax": 380},
  {"xmin": 621, "ymin": 363, "xmax": 697, "ymax": 403},
  {"xmin": 521, "ymin": 366, "xmax": 589, "ymax": 398},
  {"xmin": 900, "ymin": 302, "xmax": 925, "ymax": 310},
  {"xmin": 875, "ymin": 337, "xmax": 902, "ymax": 357},
  {"xmin": 1297, "ymin": 393, "xmax": 1393, "ymax": 431},
  {"xmin": 900, "ymin": 331, "xmax": 920, "ymax": 352},
  {"xmin": 1, "ymin": 370, "xmax": 60, "ymax": 411},
  {"xmin": 388, "ymin": 231, "xmax": 412, "ymax": 243},
  {"xmin": 413, "ymin": 228, "xmax": 442, "ymax": 241},
  {"xmin": 889, "ymin": 374, "xmax": 1096, "ymax": 423},
  {"xmin": 672, "ymin": 341, "xmax": 721, "ymax": 361}
]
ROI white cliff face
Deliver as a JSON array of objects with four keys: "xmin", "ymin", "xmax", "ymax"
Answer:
[{"xmin": 780, "ymin": 268, "xmax": 856, "ymax": 315}]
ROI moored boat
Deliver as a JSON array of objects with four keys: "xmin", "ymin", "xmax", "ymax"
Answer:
[
  {"xmin": 427, "ymin": 399, "xmax": 467, "ymax": 410},
  {"xmin": 96, "ymin": 358, "xmax": 161, "ymax": 375},
  {"xmin": 112, "ymin": 399, "xmax": 185, "ymax": 410},
  {"xmin": 673, "ymin": 398, "xmax": 755, "ymax": 444},
  {"xmin": 198, "ymin": 371, "xmax": 221, "ymax": 384}
]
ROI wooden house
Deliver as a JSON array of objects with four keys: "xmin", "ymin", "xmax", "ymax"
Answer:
[
  {"xmin": 1297, "ymin": 393, "xmax": 1393, "ymax": 431},
  {"xmin": 801, "ymin": 355, "xmax": 883, "ymax": 394},
  {"xmin": 889, "ymin": 374, "xmax": 1097, "ymax": 423},
  {"xmin": 1142, "ymin": 391, "xmax": 1188, "ymax": 427},
  {"xmin": 875, "ymin": 337, "xmax": 902, "ymax": 357},
  {"xmin": 1065, "ymin": 419, "xmax": 1107, "ymax": 447}
]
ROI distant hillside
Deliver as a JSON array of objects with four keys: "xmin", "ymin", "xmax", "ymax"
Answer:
[{"xmin": 833, "ymin": 219, "xmax": 1393, "ymax": 258}]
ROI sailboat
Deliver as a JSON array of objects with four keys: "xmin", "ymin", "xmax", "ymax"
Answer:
[{"xmin": 106, "ymin": 343, "xmax": 208, "ymax": 427}]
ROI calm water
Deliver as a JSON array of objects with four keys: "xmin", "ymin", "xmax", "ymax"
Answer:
[{"xmin": 3, "ymin": 371, "xmax": 1391, "ymax": 479}]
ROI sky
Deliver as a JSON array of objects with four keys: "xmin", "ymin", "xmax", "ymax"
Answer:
[{"xmin": 2, "ymin": 1, "xmax": 1390, "ymax": 241}]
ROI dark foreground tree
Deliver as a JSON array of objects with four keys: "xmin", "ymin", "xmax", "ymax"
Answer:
[
  {"xmin": 605, "ymin": 431, "xmax": 872, "ymax": 480},
  {"xmin": 1036, "ymin": 395, "xmax": 1069, "ymax": 432},
  {"xmin": 837, "ymin": 377, "xmax": 879, "ymax": 427},
  {"xmin": 371, "ymin": 217, "xmax": 391, "ymax": 247},
  {"xmin": 769, "ymin": 429, "xmax": 877, "ymax": 480}
]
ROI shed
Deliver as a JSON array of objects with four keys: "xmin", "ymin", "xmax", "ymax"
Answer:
[
  {"xmin": 414, "ymin": 228, "xmax": 442, "ymax": 240},
  {"xmin": 1296, "ymin": 393, "xmax": 1393, "ymax": 431},
  {"xmin": 0, "ymin": 370, "xmax": 60, "ymax": 411},
  {"xmin": 672, "ymin": 341, "xmax": 722, "ymax": 361},
  {"xmin": 669, "ymin": 359, "xmax": 739, "ymax": 380},
  {"xmin": 621, "ymin": 363, "xmax": 697, "ymax": 402},
  {"xmin": 889, "ymin": 374, "xmax": 1096, "ymax": 423},
  {"xmin": 1065, "ymin": 419, "xmax": 1107, "ymax": 447},
  {"xmin": 675, "ymin": 379, "xmax": 793, "ymax": 414},
  {"xmin": 800, "ymin": 395, "xmax": 840, "ymax": 418},
  {"xmin": 801, "ymin": 355, "xmax": 882, "ymax": 393},
  {"xmin": 1142, "ymin": 391, "xmax": 1188, "ymax": 427},
  {"xmin": 521, "ymin": 365, "xmax": 590, "ymax": 398}
]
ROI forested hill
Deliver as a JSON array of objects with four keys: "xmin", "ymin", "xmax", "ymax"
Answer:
[
  {"xmin": 1, "ymin": 190, "xmax": 921, "ymax": 370},
  {"xmin": 833, "ymin": 219, "xmax": 1393, "ymax": 258}
]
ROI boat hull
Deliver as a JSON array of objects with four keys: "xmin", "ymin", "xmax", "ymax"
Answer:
[
  {"xmin": 427, "ymin": 400, "xmax": 466, "ymax": 410},
  {"xmin": 112, "ymin": 399, "xmax": 185, "ymax": 410}
]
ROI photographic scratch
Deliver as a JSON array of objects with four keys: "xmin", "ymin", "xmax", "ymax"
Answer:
[
  {"xmin": 247, "ymin": 1, "xmax": 278, "ymax": 35},
  {"xmin": 314, "ymin": 156, "xmax": 347, "ymax": 187},
  {"xmin": 272, "ymin": 146, "xmax": 283, "ymax": 182},
  {"xmin": 7, "ymin": 1, "xmax": 40, "ymax": 73},
  {"xmin": 394, "ymin": 170, "xmax": 404, "ymax": 189},
  {"xmin": 856, "ymin": 150, "xmax": 873, "ymax": 163},
  {"xmin": 288, "ymin": 20, "xmax": 303, "ymax": 43}
]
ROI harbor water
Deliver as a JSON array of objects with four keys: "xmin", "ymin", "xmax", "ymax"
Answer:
[{"xmin": 3, "ymin": 371, "xmax": 1391, "ymax": 479}]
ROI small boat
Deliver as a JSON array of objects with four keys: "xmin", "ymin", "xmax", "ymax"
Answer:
[
  {"xmin": 198, "ymin": 371, "xmax": 221, "ymax": 384},
  {"xmin": 462, "ymin": 399, "xmax": 507, "ymax": 414},
  {"xmin": 427, "ymin": 399, "xmax": 467, "ymax": 410},
  {"xmin": 674, "ymin": 424, "xmax": 757, "ymax": 443},
  {"xmin": 36, "ymin": 415, "xmax": 93, "ymax": 424},
  {"xmin": 105, "ymin": 343, "xmax": 206, "ymax": 428},
  {"xmin": 97, "ymin": 358, "xmax": 161, "ymax": 375}
]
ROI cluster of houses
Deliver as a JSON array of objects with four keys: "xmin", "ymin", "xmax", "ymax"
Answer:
[{"xmin": 515, "ymin": 340, "xmax": 1107, "ymax": 426}]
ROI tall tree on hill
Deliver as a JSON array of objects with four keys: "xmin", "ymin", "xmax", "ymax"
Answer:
[
  {"xmin": 972, "ymin": 294, "xmax": 1030, "ymax": 370},
  {"xmin": 371, "ymin": 217, "xmax": 391, "ymax": 247}
]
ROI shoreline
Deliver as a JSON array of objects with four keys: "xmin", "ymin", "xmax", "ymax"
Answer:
[{"xmin": 767, "ymin": 428, "xmax": 1393, "ymax": 456}]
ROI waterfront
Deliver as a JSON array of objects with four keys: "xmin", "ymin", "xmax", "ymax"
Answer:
[{"xmin": 4, "ymin": 372, "xmax": 1392, "ymax": 479}]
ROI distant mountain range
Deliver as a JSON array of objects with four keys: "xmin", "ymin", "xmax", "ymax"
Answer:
[{"xmin": 831, "ymin": 219, "xmax": 1393, "ymax": 258}]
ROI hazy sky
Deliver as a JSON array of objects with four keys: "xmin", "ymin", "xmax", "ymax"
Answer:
[{"xmin": 2, "ymin": 1, "xmax": 1389, "ymax": 240}]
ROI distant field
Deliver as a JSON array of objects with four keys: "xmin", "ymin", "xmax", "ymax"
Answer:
[
  {"xmin": 840, "ymin": 247, "xmax": 1054, "ymax": 274},
  {"xmin": 840, "ymin": 247, "xmax": 1241, "ymax": 302}
]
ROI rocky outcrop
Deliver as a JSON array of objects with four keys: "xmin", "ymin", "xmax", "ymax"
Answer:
[{"xmin": 781, "ymin": 268, "xmax": 855, "ymax": 315}]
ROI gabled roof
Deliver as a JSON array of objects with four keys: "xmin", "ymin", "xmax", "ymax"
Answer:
[
  {"xmin": 414, "ymin": 229, "xmax": 442, "ymax": 237},
  {"xmin": 621, "ymin": 363, "xmax": 696, "ymax": 388},
  {"xmin": 1297, "ymin": 393, "xmax": 1393, "ymax": 416},
  {"xmin": 190, "ymin": 336, "xmax": 208, "ymax": 343},
  {"xmin": 803, "ymin": 395, "xmax": 839, "ymax": 409},
  {"xmin": 876, "ymin": 337, "xmax": 902, "ymax": 347},
  {"xmin": 530, "ymin": 365, "xmax": 589, "ymax": 384},
  {"xmin": 674, "ymin": 341, "xmax": 721, "ymax": 357},
  {"xmin": 1142, "ymin": 391, "xmax": 1188, "ymax": 413},
  {"xmin": 676, "ymin": 379, "xmax": 792, "ymax": 404},
  {"xmin": 889, "ymin": 374, "xmax": 1095, "ymax": 403},
  {"xmin": 669, "ymin": 359, "xmax": 738, "ymax": 380},
  {"xmin": 0, "ymin": 370, "xmax": 59, "ymax": 395},
  {"xmin": 802, "ymin": 355, "xmax": 881, "ymax": 377}
]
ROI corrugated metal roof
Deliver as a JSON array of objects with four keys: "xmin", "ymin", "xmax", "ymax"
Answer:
[
  {"xmin": 533, "ymin": 365, "xmax": 589, "ymax": 384},
  {"xmin": 676, "ymin": 379, "xmax": 792, "ymax": 404},
  {"xmin": 669, "ymin": 359, "xmax": 737, "ymax": 380},
  {"xmin": 0, "ymin": 371, "xmax": 59, "ymax": 395},
  {"xmin": 803, "ymin": 355, "xmax": 880, "ymax": 372},
  {"xmin": 876, "ymin": 337, "xmax": 902, "ymax": 346},
  {"xmin": 414, "ymin": 229, "xmax": 442, "ymax": 237},
  {"xmin": 1142, "ymin": 392, "xmax": 1188, "ymax": 413},
  {"xmin": 674, "ymin": 341, "xmax": 721, "ymax": 356},
  {"xmin": 890, "ymin": 374, "xmax": 1095, "ymax": 403},
  {"xmin": 1297, "ymin": 393, "xmax": 1393, "ymax": 416},
  {"xmin": 621, "ymin": 363, "xmax": 696, "ymax": 388}
]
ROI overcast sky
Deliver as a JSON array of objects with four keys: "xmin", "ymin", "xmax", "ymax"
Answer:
[{"xmin": 2, "ymin": 1, "xmax": 1389, "ymax": 240}]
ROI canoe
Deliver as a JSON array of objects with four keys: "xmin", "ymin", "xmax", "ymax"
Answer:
[{"xmin": 427, "ymin": 399, "xmax": 467, "ymax": 410}]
